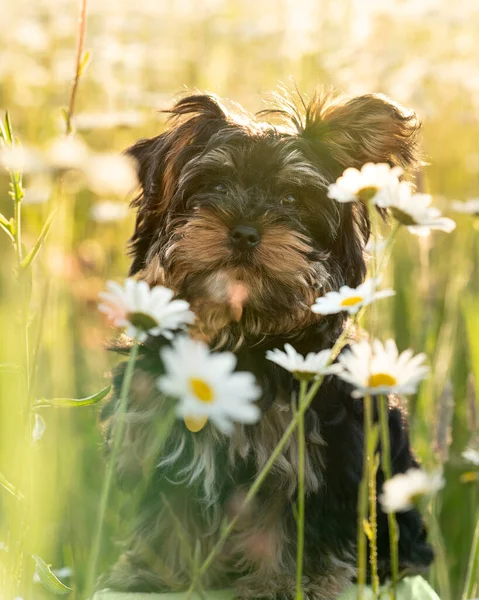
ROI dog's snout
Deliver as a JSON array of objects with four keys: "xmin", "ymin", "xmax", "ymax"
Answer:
[{"xmin": 230, "ymin": 225, "xmax": 261, "ymax": 250}]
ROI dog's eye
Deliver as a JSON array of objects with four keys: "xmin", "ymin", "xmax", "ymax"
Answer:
[
  {"xmin": 281, "ymin": 193, "xmax": 297, "ymax": 205},
  {"xmin": 214, "ymin": 183, "xmax": 228, "ymax": 194}
]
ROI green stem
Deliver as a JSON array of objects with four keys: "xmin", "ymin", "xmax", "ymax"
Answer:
[
  {"xmin": 13, "ymin": 183, "xmax": 23, "ymax": 264},
  {"xmin": 368, "ymin": 436, "xmax": 379, "ymax": 598},
  {"xmin": 295, "ymin": 379, "xmax": 308, "ymax": 600},
  {"xmin": 357, "ymin": 429, "xmax": 368, "ymax": 600},
  {"xmin": 379, "ymin": 396, "xmax": 398, "ymax": 600},
  {"xmin": 8, "ymin": 138, "xmax": 32, "ymax": 598},
  {"xmin": 367, "ymin": 396, "xmax": 379, "ymax": 596},
  {"xmin": 376, "ymin": 223, "xmax": 400, "ymax": 275},
  {"xmin": 84, "ymin": 340, "xmax": 140, "ymax": 596},
  {"xmin": 462, "ymin": 511, "xmax": 479, "ymax": 600},
  {"xmin": 186, "ymin": 324, "xmax": 354, "ymax": 598},
  {"xmin": 357, "ymin": 394, "xmax": 379, "ymax": 599},
  {"xmin": 66, "ymin": 0, "xmax": 88, "ymax": 135}
]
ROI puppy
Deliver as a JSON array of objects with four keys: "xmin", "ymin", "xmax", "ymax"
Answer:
[{"xmin": 100, "ymin": 89, "xmax": 433, "ymax": 599}]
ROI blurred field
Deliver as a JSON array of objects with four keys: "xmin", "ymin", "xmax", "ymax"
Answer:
[{"xmin": 0, "ymin": 0, "xmax": 478, "ymax": 598}]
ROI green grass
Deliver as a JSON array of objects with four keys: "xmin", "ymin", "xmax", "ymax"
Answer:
[{"xmin": 1, "ymin": 1, "xmax": 479, "ymax": 598}]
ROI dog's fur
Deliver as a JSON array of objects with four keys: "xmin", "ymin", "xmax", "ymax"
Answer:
[{"xmin": 100, "ymin": 89, "xmax": 433, "ymax": 599}]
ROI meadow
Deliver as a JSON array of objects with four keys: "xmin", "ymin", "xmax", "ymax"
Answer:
[{"xmin": 0, "ymin": 0, "xmax": 478, "ymax": 598}]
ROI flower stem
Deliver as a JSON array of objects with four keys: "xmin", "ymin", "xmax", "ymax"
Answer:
[
  {"xmin": 186, "ymin": 324, "xmax": 353, "ymax": 598},
  {"xmin": 379, "ymin": 395, "xmax": 398, "ymax": 600},
  {"xmin": 357, "ymin": 395, "xmax": 379, "ymax": 598},
  {"xmin": 85, "ymin": 339, "xmax": 140, "ymax": 596},
  {"xmin": 357, "ymin": 404, "xmax": 369, "ymax": 600},
  {"xmin": 66, "ymin": 0, "xmax": 88, "ymax": 135},
  {"xmin": 296, "ymin": 379, "xmax": 308, "ymax": 600},
  {"xmin": 13, "ymin": 178, "xmax": 23, "ymax": 264},
  {"xmin": 462, "ymin": 510, "xmax": 479, "ymax": 600},
  {"xmin": 376, "ymin": 223, "xmax": 400, "ymax": 275},
  {"xmin": 366, "ymin": 398, "xmax": 379, "ymax": 597}
]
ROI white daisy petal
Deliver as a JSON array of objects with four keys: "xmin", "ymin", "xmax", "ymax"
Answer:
[
  {"xmin": 462, "ymin": 448, "xmax": 479, "ymax": 466},
  {"xmin": 379, "ymin": 469, "xmax": 444, "ymax": 513},
  {"xmin": 266, "ymin": 344, "xmax": 340, "ymax": 380},
  {"xmin": 157, "ymin": 336, "xmax": 261, "ymax": 435},
  {"xmin": 375, "ymin": 181, "xmax": 456, "ymax": 235},
  {"xmin": 98, "ymin": 278, "xmax": 194, "ymax": 340},
  {"xmin": 337, "ymin": 338, "xmax": 428, "ymax": 397},
  {"xmin": 328, "ymin": 163, "xmax": 403, "ymax": 204},
  {"xmin": 312, "ymin": 278, "xmax": 395, "ymax": 316},
  {"xmin": 451, "ymin": 199, "xmax": 479, "ymax": 215}
]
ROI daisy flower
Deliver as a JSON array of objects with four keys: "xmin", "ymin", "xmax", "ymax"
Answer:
[
  {"xmin": 311, "ymin": 278, "xmax": 395, "ymax": 316},
  {"xmin": 90, "ymin": 200, "xmax": 128, "ymax": 223},
  {"xmin": 157, "ymin": 336, "xmax": 261, "ymax": 435},
  {"xmin": 374, "ymin": 181, "xmax": 456, "ymax": 236},
  {"xmin": 327, "ymin": 163, "xmax": 403, "ymax": 204},
  {"xmin": 451, "ymin": 199, "xmax": 479, "ymax": 216},
  {"xmin": 337, "ymin": 339, "xmax": 429, "ymax": 398},
  {"xmin": 462, "ymin": 448, "xmax": 479, "ymax": 466},
  {"xmin": 379, "ymin": 468, "xmax": 444, "ymax": 513},
  {"xmin": 85, "ymin": 153, "xmax": 138, "ymax": 197},
  {"xmin": 98, "ymin": 278, "xmax": 194, "ymax": 342},
  {"xmin": 265, "ymin": 344, "xmax": 342, "ymax": 381},
  {"xmin": 46, "ymin": 136, "xmax": 89, "ymax": 171}
]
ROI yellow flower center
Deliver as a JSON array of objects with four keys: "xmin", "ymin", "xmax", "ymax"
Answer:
[
  {"xmin": 340, "ymin": 295, "xmax": 364, "ymax": 307},
  {"xmin": 184, "ymin": 415, "xmax": 208, "ymax": 432},
  {"xmin": 367, "ymin": 372, "xmax": 397, "ymax": 388},
  {"xmin": 189, "ymin": 378, "xmax": 214, "ymax": 403}
]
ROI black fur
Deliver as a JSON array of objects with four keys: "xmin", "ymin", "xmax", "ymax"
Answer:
[{"xmin": 100, "ymin": 89, "xmax": 430, "ymax": 598}]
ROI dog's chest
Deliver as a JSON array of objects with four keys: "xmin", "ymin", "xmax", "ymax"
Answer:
[{"xmin": 159, "ymin": 397, "xmax": 326, "ymax": 506}]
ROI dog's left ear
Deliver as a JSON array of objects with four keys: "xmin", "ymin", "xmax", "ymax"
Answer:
[
  {"xmin": 299, "ymin": 92, "xmax": 420, "ymax": 288},
  {"xmin": 125, "ymin": 94, "xmax": 231, "ymax": 275},
  {"xmin": 301, "ymin": 92, "xmax": 421, "ymax": 174}
]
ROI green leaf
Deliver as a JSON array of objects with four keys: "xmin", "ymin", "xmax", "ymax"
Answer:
[
  {"xmin": 60, "ymin": 108, "xmax": 69, "ymax": 128},
  {"xmin": 463, "ymin": 295, "xmax": 479, "ymax": 401},
  {"xmin": 0, "ymin": 118, "xmax": 6, "ymax": 142},
  {"xmin": 3, "ymin": 112, "xmax": 13, "ymax": 144},
  {"xmin": 78, "ymin": 50, "xmax": 91, "ymax": 77},
  {"xmin": 0, "ymin": 212, "xmax": 11, "ymax": 228},
  {"xmin": 0, "ymin": 222, "xmax": 14, "ymax": 243},
  {"xmin": 20, "ymin": 209, "xmax": 57, "ymax": 270},
  {"xmin": 34, "ymin": 385, "xmax": 111, "ymax": 408},
  {"xmin": 0, "ymin": 471, "xmax": 23, "ymax": 500},
  {"xmin": 32, "ymin": 555, "xmax": 72, "ymax": 595}
]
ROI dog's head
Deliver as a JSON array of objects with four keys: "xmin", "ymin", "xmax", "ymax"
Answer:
[{"xmin": 127, "ymin": 90, "xmax": 419, "ymax": 348}]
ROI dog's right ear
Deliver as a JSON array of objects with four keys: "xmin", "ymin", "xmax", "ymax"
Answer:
[{"xmin": 127, "ymin": 94, "xmax": 230, "ymax": 275}]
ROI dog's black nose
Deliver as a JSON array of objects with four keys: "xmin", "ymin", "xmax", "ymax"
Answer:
[{"xmin": 230, "ymin": 225, "xmax": 261, "ymax": 250}]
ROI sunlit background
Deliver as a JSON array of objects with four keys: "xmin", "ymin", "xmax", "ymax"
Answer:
[{"xmin": 0, "ymin": 0, "xmax": 478, "ymax": 598}]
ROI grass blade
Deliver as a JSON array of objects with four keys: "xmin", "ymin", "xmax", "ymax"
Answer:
[
  {"xmin": 34, "ymin": 385, "xmax": 111, "ymax": 408},
  {"xmin": 0, "ymin": 471, "xmax": 23, "ymax": 500},
  {"xmin": 20, "ymin": 209, "xmax": 57, "ymax": 270},
  {"xmin": 32, "ymin": 555, "xmax": 72, "ymax": 595}
]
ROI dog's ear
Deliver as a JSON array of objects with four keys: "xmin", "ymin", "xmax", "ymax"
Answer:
[
  {"xmin": 301, "ymin": 92, "xmax": 421, "ymax": 175},
  {"xmin": 127, "ymin": 94, "xmax": 230, "ymax": 275},
  {"xmin": 298, "ymin": 92, "xmax": 419, "ymax": 287}
]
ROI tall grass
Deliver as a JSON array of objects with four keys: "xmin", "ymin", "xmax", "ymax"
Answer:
[{"xmin": 0, "ymin": 1, "xmax": 479, "ymax": 598}]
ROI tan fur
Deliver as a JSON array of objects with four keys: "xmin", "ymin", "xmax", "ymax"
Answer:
[
  {"xmin": 304, "ymin": 91, "xmax": 421, "ymax": 169},
  {"xmin": 141, "ymin": 209, "xmax": 329, "ymax": 347}
]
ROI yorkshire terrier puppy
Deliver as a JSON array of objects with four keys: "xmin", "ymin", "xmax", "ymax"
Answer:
[{"xmin": 101, "ymin": 89, "xmax": 433, "ymax": 599}]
